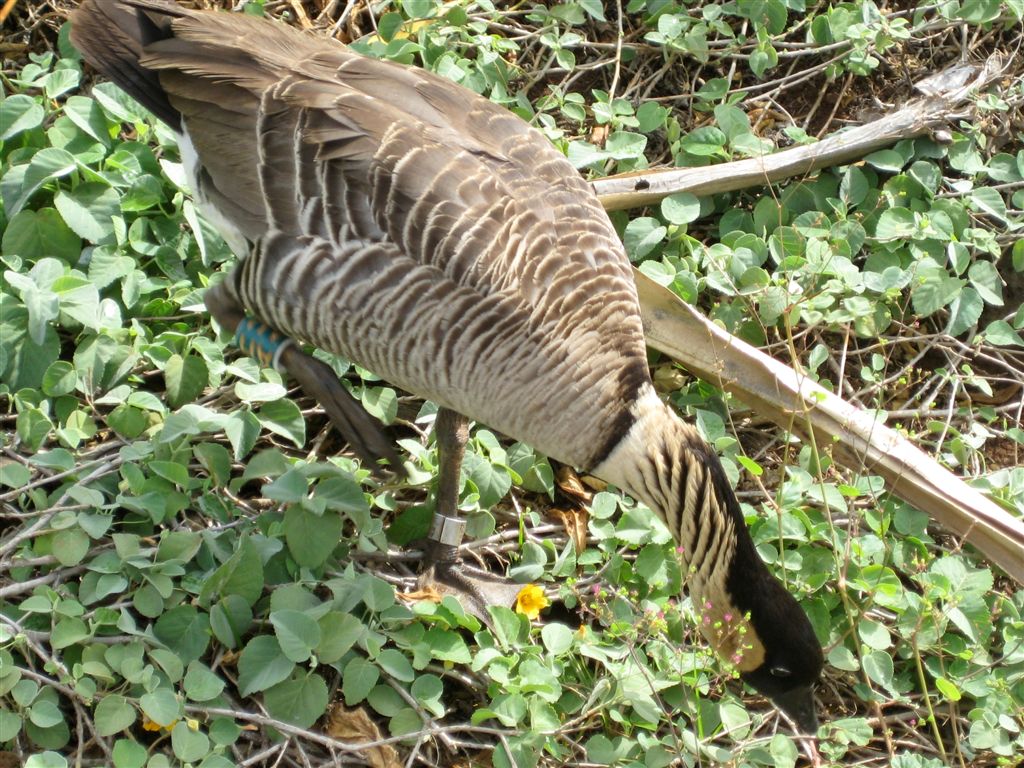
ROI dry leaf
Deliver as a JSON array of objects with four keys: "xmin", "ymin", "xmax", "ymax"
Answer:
[
  {"xmin": 580, "ymin": 475, "xmax": 607, "ymax": 492},
  {"xmin": 325, "ymin": 703, "xmax": 401, "ymax": 768},
  {"xmin": 590, "ymin": 123, "xmax": 609, "ymax": 146},
  {"xmin": 555, "ymin": 465, "xmax": 591, "ymax": 501},
  {"xmin": 548, "ymin": 507, "xmax": 589, "ymax": 555},
  {"xmin": 397, "ymin": 584, "xmax": 443, "ymax": 603}
]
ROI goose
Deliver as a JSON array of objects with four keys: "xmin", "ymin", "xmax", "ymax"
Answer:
[{"xmin": 70, "ymin": 0, "xmax": 825, "ymax": 733}]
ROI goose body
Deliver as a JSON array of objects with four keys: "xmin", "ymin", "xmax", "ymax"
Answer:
[{"xmin": 71, "ymin": 0, "xmax": 823, "ymax": 731}]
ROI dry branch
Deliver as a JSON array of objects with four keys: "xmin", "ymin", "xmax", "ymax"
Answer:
[
  {"xmin": 634, "ymin": 267, "xmax": 1024, "ymax": 583},
  {"xmin": 594, "ymin": 57, "xmax": 1005, "ymax": 211}
]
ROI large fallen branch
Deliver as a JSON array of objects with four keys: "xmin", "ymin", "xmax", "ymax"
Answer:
[
  {"xmin": 610, "ymin": 57, "xmax": 1024, "ymax": 582},
  {"xmin": 634, "ymin": 272, "xmax": 1024, "ymax": 584}
]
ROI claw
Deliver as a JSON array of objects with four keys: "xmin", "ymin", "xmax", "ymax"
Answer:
[
  {"xmin": 418, "ymin": 556, "xmax": 523, "ymax": 626},
  {"xmin": 417, "ymin": 516, "xmax": 522, "ymax": 626}
]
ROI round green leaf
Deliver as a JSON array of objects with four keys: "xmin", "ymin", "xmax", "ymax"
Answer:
[
  {"xmin": 540, "ymin": 623, "xmax": 575, "ymax": 656},
  {"xmin": 237, "ymin": 636, "xmax": 294, "ymax": 697},
  {"xmin": 139, "ymin": 688, "xmax": 181, "ymax": 728},
  {"xmin": 270, "ymin": 609, "xmax": 321, "ymax": 663},
  {"xmin": 171, "ymin": 721, "xmax": 211, "ymax": 762},
  {"xmin": 342, "ymin": 657, "xmax": 379, "ymax": 706},
  {"xmin": 263, "ymin": 671, "xmax": 329, "ymax": 729},
  {"xmin": 660, "ymin": 192, "xmax": 700, "ymax": 225},
  {"xmin": 94, "ymin": 695, "xmax": 136, "ymax": 737},
  {"xmin": 183, "ymin": 662, "xmax": 225, "ymax": 702}
]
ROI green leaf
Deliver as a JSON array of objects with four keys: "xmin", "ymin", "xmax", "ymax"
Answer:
[
  {"xmin": 862, "ymin": 649, "xmax": 894, "ymax": 689},
  {"xmin": 865, "ymin": 149, "xmax": 905, "ymax": 172},
  {"xmin": 0, "ymin": 94, "xmax": 45, "ymax": 139},
  {"xmin": 0, "ymin": 461, "xmax": 31, "ymax": 490},
  {"xmin": 54, "ymin": 183, "xmax": 121, "ymax": 244},
  {"xmin": 967, "ymin": 261, "xmax": 1003, "ymax": 305},
  {"xmin": 660, "ymin": 192, "xmax": 700, "ymax": 225},
  {"xmin": 623, "ymin": 217, "xmax": 666, "ymax": 260},
  {"xmin": 224, "ymin": 409, "xmax": 261, "ymax": 460},
  {"xmin": 111, "ymin": 740, "xmax": 147, "ymax": 768},
  {"xmin": 874, "ymin": 208, "xmax": 916, "ymax": 239},
  {"xmin": 94, "ymin": 695, "xmax": 136, "ymax": 737},
  {"xmin": 912, "ymin": 268, "xmax": 962, "ymax": 317},
  {"xmin": 283, "ymin": 504, "xmax": 343, "ymax": 568},
  {"xmin": 935, "ymin": 676, "xmax": 961, "ymax": 702},
  {"xmin": 947, "ymin": 287, "xmax": 983, "ymax": 336},
  {"xmin": 209, "ymin": 595, "xmax": 253, "ymax": 649},
  {"xmin": 540, "ymin": 623, "xmax": 574, "ymax": 655},
  {"xmin": 171, "ymin": 721, "xmax": 210, "ymax": 762},
  {"xmin": 256, "ymin": 398, "xmax": 306, "ymax": 447},
  {"xmin": 360, "ymin": 386, "xmax": 398, "ymax": 424},
  {"xmin": 153, "ymin": 605, "xmax": 210, "ymax": 664},
  {"xmin": 24, "ymin": 755, "xmax": 68, "ymax": 768},
  {"xmin": 410, "ymin": 674, "xmax": 444, "ymax": 717},
  {"xmin": 982, "ymin": 320, "xmax": 1024, "ymax": 347},
  {"xmin": 42, "ymin": 361, "xmax": 77, "ymax": 396},
  {"xmin": 139, "ymin": 688, "xmax": 181, "ymax": 728},
  {"xmin": 183, "ymin": 662, "xmax": 225, "ymax": 702},
  {"xmin": 237, "ymin": 636, "xmax": 295, "ymax": 696},
  {"xmin": 316, "ymin": 612, "xmax": 364, "ymax": 664},
  {"xmin": 51, "ymin": 617, "xmax": 89, "ymax": 649},
  {"xmin": 969, "ymin": 186, "xmax": 1008, "ymax": 224},
  {"xmin": 263, "ymin": 671, "xmax": 329, "ymax": 729},
  {"xmin": 423, "ymin": 627, "xmax": 472, "ymax": 663},
  {"xmin": 2, "ymin": 208, "xmax": 81, "ymax": 263},
  {"xmin": 263, "ymin": 468, "xmax": 307, "ymax": 503},
  {"xmin": 270, "ymin": 610, "xmax": 322, "ymax": 663},
  {"xmin": 342, "ymin": 657, "xmax": 379, "ymax": 706},
  {"xmin": 375, "ymin": 649, "xmax": 415, "ymax": 682},
  {"xmin": 63, "ymin": 95, "xmax": 112, "ymax": 146},
  {"xmin": 165, "ymin": 354, "xmax": 208, "ymax": 409},
  {"xmin": 199, "ymin": 535, "xmax": 264, "ymax": 607},
  {"xmin": 52, "ymin": 527, "xmax": 90, "ymax": 566},
  {"xmin": 29, "ymin": 700, "xmax": 64, "ymax": 728}
]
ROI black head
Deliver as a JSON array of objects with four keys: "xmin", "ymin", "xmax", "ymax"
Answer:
[
  {"xmin": 733, "ymin": 566, "xmax": 824, "ymax": 733},
  {"xmin": 678, "ymin": 437, "xmax": 825, "ymax": 733}
]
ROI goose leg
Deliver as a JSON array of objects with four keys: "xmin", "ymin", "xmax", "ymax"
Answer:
[
  {"xmin": 419, "ymin": 408, "xmax": 522, "ymax": 620},
  {"xmin": 204, "ymin": 283, "xmax": 402, "ymax": 472}
]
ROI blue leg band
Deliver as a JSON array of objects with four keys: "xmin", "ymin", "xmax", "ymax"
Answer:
[{"xmin": 234, "ymin": 317, "xmax": 294, "ymax": 371}]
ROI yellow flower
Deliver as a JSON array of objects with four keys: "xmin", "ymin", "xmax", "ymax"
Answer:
[
  {"xmin": 515, "ymin": 584, "xmax": 549, "ymax": 620},
  {"xmin": 142, "ymin": 716, "xmax": 177, "ymax": 732}
]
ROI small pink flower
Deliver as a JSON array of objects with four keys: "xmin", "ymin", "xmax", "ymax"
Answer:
[
  {"xmin": 591, "ymin": 584, "xmax": 600, "ymax": 595},
  {"xmin": 704, "ymin": 601, "xmax": 713, "ymax": 610},
  {"xmin": 724, "ymin": 612, "xmax": 733, "ymax": 622}
]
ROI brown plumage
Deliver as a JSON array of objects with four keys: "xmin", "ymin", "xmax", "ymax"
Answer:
[{"xmin": 71, "ymin": 0, "xmax": 824, "ymax": 731}]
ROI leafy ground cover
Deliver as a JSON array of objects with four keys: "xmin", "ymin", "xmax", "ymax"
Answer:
[{"xmin": 1, "ymin": 1, "xmax": 1023, "ymax": 766}]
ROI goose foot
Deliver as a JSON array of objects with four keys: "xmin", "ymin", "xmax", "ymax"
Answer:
[{"xmin": 417, "ymin": 516, "xmax": 522, "ymax": 624}]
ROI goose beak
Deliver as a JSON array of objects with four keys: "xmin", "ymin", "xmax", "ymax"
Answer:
[{"xmin": 771, "ymin": 685, "xmax": 819, "ymax": 734}]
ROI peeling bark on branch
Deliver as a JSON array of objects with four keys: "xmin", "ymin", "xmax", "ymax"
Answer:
[{"xmin": 594, "ymin": 58, "xmax": 1004, "ymax": 211}]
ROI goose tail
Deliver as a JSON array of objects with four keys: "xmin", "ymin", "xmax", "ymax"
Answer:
[{"xmin": 69, "ymin": 0, "xmax": 185, "ymax": 129}]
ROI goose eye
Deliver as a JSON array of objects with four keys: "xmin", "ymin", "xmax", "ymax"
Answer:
[{"xmin": 770, "ymin": 666, "xmax": 792, "ymax": 678}]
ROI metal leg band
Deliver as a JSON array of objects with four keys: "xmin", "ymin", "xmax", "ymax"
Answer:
[{"xmin": 428, "ymin": 514, "xmax": 466, "ymax": 547}]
